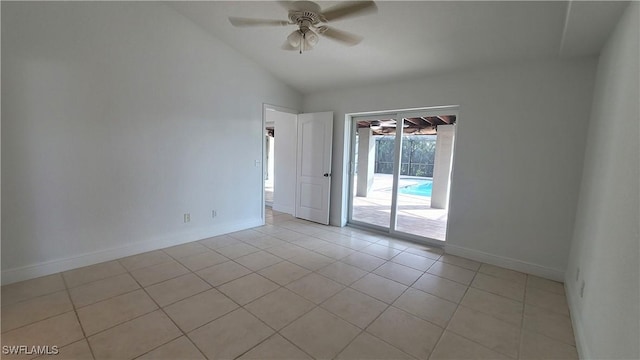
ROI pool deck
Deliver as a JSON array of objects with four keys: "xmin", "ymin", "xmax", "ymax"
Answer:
[{"xmin": 351, "ymin": 174, "xmax": 448, "ymax": 241}]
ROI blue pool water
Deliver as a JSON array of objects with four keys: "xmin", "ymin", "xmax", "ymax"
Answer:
[{"xmin": 399, "ymin": 180, "xmax": 433, "ymax": 197}]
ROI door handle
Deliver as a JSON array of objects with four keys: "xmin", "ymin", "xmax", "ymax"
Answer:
[{"xmin": 323, "ymin": 173, "xmax": 331, "ymax": 177}]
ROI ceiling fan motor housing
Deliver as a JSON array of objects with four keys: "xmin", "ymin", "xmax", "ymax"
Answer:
[{"xmin": 289, "ymin": 11, "xmax": 321, "ymax": 28}]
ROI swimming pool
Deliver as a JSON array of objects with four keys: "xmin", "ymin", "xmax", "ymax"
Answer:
[{"xmin": 399, "ymin": 180, "xmax": 433, "ymax": 197}]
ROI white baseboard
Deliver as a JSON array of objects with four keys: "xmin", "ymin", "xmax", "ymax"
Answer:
[
  {"xmin": 1, "ymin": 218, "xmax": 263, "ymax": 285},
  {"xmin": 444, "ymin": 243, "xmax": 566, "ymax": 282},
  {"xmin": 564, "ymin": 281, "xmax": 590, "ymax": 359}
]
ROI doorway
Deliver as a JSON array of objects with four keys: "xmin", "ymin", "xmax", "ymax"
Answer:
[
  {"xmin": 263, "ymin": 105, "xmax": 334, "ymax": 225},
  {"xmin": 348, "ymin": 108, "xmax": 457, "ymax": 242},
  {"xmin": 265, "ymin": 124, "xmax": 275, "ymax": 206},
  {"xmin": 264, "ymin": 106, "xmax": 298, "ymax": 215}
]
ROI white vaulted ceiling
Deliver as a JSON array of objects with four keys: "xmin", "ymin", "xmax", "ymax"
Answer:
[{"xmin": 167, "ymin": 1, "xmax": 628, "ymax": 94}]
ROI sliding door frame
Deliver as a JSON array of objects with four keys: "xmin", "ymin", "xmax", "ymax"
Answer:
[{"xmin": 346, "ymin": 107, "xmax": 459, "ymax": 246}]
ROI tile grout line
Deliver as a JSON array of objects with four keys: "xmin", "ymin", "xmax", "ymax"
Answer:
[
  {"xmin": 329, "ymin": 251, "xmax": 443, "ymax": 360},
  {"xmin": 313, "ymin": 249, "xmax": 409, "ymax": 359},
  {"xmin": 264, "ymin": 215, "xmax": 568, "ymax": 356},
  {"xmin": 3, "ymin": 277, "xmax": 154, "ymax": 337},
  {"xmin": 414, "ymin": 253, "xmax": 457, "ymax": 360},
  {"xmin": 321, "ymin": 264, "xmax": 425, "ymax": 359},
  {"xmin": 517, "ymin": 274, "xmax": 531, "ymax": 360},
  {"xmin": 434, "ymin": 310, "xmax": 520, "ymax": 360},
  {"xmin": 268, "ymin": 211, "xmax": 568, "ymax": 354},
  {"xmin": 183, "ymin": 230, "xmax": 320, "ymax": 359},
  {"xmin": 0, "ymin": 289, "xmax": 75, "ymax": 335},
  {"xmin": 235, "ymin": 303, "xmax": 318, "ymax": 360},
  {"xmin": 60, "ymin": 271, "xmax": 98, "ymax": 360},
  {"xmin": 435, "ymin": 266, "xmax": 550, "ymax": 359},
  {"xmin": 233, "ymin": 223, "xmax": 416, "ymax": 359},
  {"xmin": 427, "ymin": 260, "xmax": 478, "ymax": 359},
  {"xmin": 106, "ymin": 249, "xmax": 232, "ymax": 358},
  {"xmin": 178, "ymin": 252, "xmax": 310, "ymax": 359},
  {"xmin": 123, "ymin": 265, "xmax": 206, "ymax": 360},
  {"xmin": 439, "ymin": 268, "xmax": 524, "ymax": 359},
  {"xmin": 361, "ymin": 252, "xmax": 447, "ymax": 356}
]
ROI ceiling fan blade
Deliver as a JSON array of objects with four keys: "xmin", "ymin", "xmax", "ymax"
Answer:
[
  {"xmin": 279, "ymin": 1, "xmax": 322, "ymax": 13},
  {"xmin": 320, "ymin": 1, "xmax": 377, "ymax": 22},
  {"xmin": 277, "ymin": 1, "xmax": 297, "ymax": 10},
  {"xmin": 228, "ymin": 17, "xmax": 289, "ymax": 27},
  {"xmin": 317, "ymin": 26, "xmax": 363, "ymax": 46}
]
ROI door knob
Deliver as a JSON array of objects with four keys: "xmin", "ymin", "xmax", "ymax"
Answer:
[{"xmin": 323, "ymin": 173, "xmax": 331, "ymax": 177}]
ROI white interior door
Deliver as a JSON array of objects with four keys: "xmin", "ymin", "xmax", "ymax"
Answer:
[
  {"xmin": 295, "ymin": 112, "xmax": 333, "ymax": 224},
  {"xmin": 271, "ymin": 110, "xmax": 298, "ymax": 215}
]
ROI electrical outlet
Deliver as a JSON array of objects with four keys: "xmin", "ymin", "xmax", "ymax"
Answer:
[
  {"xmin": 183, "ymin": 213, "xmax": 191, "ymax": 223},
  {"xmin": 212, "ymin": 210, "xmax": 217, "ymax": 218},
  {"xmin": 580, "ymin": 280, "xmax": 585, "ymax": 298},
  {"xmin": 576, "ymin": 267, "xmax": 580, "ymax": 282}
]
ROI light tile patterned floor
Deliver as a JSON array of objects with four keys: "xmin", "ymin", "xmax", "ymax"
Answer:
[{"xmin": 1, "ymin": 208, "xmax": 577, "ymax": 360}]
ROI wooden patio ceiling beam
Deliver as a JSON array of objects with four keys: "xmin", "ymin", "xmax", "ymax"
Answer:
[
  {"xmin": 404, "ymin": 117, "xmax": 420, "ymax": 126},
  {"xmin": 437, "ymin": 115, "xmax": 451, "ymax": 124},
  {"xmin": 420, "ymin": 117, "xmax": 434, "ymax": 125}
]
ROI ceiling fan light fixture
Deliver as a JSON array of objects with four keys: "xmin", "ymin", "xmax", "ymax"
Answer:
[
  {"xmin": 287, "ymin": 28, "xmax": 318, "ymax": 54},
  {"xmin": 287, "ymin": 30, "xmax": 303, "ymax": 47},
  {"xmin": 304, "ymin": 29, "xmax": 319, "ymax": 47}
]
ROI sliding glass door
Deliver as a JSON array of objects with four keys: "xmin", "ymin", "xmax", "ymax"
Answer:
[
  {"xmin": 348, "ymin": 109, "xmax": 457, "ymax": 242},
  {"xmin": 350, "ymin": 117, "xmax": 397, "ymax": 229}
]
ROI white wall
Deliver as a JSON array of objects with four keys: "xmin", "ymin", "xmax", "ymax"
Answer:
[
  {"xmin": 303, "ymin": 58, "xmax": 597, "ymax": 279},
  {"xmin": 1, "ymin": 2, "xmax": 301, "ymax": 284},
  {"xmin": 267, "ymin": 110, "xmax": 298, "ymax": 215},
  {"xmin": 565, "ymin": 3, "xmax": 639, "ymax": 359}
]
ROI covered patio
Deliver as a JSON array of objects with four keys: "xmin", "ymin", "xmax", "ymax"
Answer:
[{"xmin": 351, "ymin": 174, "xmax": 448, "ymax": 241}]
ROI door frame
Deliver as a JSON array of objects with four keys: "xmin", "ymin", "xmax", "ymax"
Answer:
[
  {"xmin": 262, "ymin": 103, "xmax": 299, "ymax": 224},
  {"xmin": 345, "ymin": 106, "xmax": 459, "ymax": 246}
]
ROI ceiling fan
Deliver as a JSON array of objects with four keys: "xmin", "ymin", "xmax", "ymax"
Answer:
[{"xmin": 228, "ymin": 1, "xmax": 377, "ymax": 54}]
